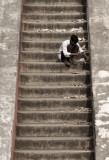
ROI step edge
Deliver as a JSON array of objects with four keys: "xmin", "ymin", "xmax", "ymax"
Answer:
[
  {"xmin": 16, "ymin": 136, "xmax": 94, "ymax": 140},
  {"xmin": 23, "ymin": 20, "xmax": 87, "ymax": 24},
  {"xmin": 22, "ymin": 11, "xmax": 87, "ymax": 16},
  {"xmin": 14, "ymin": 149, "xmax": 95, "ymax": 153},
  {"xmin": 18, "ymin": 97, "xmax": 92, "ymax": 100},
  {"xmin": 19, "ymin": 85, "xmax": 90, "ymax": 89},
  {"xmin": 23, "ymin": 4, "xmax": 86, "ymax": 7},
  {"xmin": 17, "ymin": 110, "xmax": 92, "ymax": 114},
  {"xmin": 16, "ymin": 123, "xmax": 93, "ymax": 127},
  {"xmin": 19, "ymin": 72, "xmax": 90, "ymax": 76}
]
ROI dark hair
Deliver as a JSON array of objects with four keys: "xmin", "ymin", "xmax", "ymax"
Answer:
[{"xmin": 70, "ymin": 34, "xmax": 79, "ymax": 44}]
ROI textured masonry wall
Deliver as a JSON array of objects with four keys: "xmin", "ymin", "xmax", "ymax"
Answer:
[
  {"xmin": 0, "ymin": 0, "xmax": 21, "ymax": 160},
  {"xmin": 87, "ymin": 0, "xmax": 109, "ymax": 160}
]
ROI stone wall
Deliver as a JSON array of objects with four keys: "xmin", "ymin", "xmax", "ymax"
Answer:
[
  {"xmin": 87, "ymin": 0, "xmax": 109, "ymax": 160},
  {"xmin": 0, "ymin": 0, "xmax": 21, "ymax": 160}
]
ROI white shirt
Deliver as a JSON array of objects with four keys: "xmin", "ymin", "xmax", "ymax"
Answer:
[{"xmin": 58, "ymin": 40, "xmax": 83, "ymax": 59}]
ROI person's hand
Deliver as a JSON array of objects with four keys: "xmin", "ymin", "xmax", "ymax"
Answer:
[
  {"xmin": 81, "ymin": 52, "xmax": 89, "ymax": 61},
  {"xmin": 70, "ymin": 53, "xmax": 80, "ymax": 56}
]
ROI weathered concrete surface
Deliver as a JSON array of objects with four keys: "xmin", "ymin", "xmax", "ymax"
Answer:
[
  {"xmin": 0, "ymin": 0, "xmax": 21, "ymax": 160},
  {"xmin": 87, "ymin": 0, "xmax": 109, "ymax": 159}
]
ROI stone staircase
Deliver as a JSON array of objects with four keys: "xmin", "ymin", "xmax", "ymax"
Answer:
[{"xmin": 13, "ymin": 0, "xmax": 95, "ymax": 159}]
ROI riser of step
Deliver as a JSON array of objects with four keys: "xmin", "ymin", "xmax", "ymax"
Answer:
[
  {"xmin": 19, "ymin": 73, "xmax": 90, "ymax": 86},
  {"xmin": 23, "ymin": 13, "xmax": 87, "ymax": 21},
  {"xmin": 20, "ymin": 51, "xmax": 58, "ymax": 61},
  {"xmin": 19, "ymin": 86, "xmax": 91, "ymax": 98},
  {"xmin": 17, "ymin": 111, "xmax": 92, "ymax": 123},
  {"xmin": 21, "ymin": 41, "xmax": 88, "ymax": 51},
  {"xmin": 23, "ymin": 21, "xmax": 87, "ymax": 31},
  {"xmin": 24, "ymin": 0, "xmax": 86, "ymax": 4},
  {"xmin": 15, "ymin": 137, "xmax": 93, "ymax": 150},
  {"xmin": 14, "ymin": 150, "xmax": 94, "ymax": 160},
  {"xmin": 20, "ymin": 62, "xmax": 89, "ymax": 73},
  {"xmin": 22, "ymin": 31, "xmax": 88, "ymax": 41},
  {"xmin": 20, "ymin": 52, "xmax": 89, "ymax": 62},
  {"xmin": 16, "ymin": 124, "xmax": 93, "ymax": 137},
  {"xmin": 18, "ymin": 98, "xmax": 92, "ymax": 111},
  {"xmin": 23, "ymin": 5, "xmax": 86, "ymax": 13}
]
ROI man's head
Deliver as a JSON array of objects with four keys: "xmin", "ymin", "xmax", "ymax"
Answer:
[{"xmin": 70, "ymin": 34, "xmax": 79, "ymax": 46}]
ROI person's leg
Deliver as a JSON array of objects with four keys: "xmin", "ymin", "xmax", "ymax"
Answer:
[
  {"xmin": 61, "ymin": 52, "xmax": 71, "ymax": 66},
  {"xmin": 69, "ymin": 56, "xmax": 74, "ymax": 65},
  {"xmin": 56, "ymin": 53, "xmax": 62, "ymax": 62}
]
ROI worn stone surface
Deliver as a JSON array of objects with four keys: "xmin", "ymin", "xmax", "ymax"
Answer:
[
  {"xmin": 0, "ymin": 0, "xmax": 21, "ymax": 160},
  {"xmin": 87, "ymin": 0, "xmax": 109, "ymax": 159}
]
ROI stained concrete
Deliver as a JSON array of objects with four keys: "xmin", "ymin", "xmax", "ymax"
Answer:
[
  {"xmin": 0, "ymin": 0, "xmax": 21, "ymax": 160},
  {"xmin": 87, "ymin": 0, "xmax": 109, "ymax": 159}
]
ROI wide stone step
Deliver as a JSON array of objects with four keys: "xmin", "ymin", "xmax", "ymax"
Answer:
[
  {"xmin": 24, "ymin": 0, "xmax": 86, "ymax": 5},
  {"xmin": 19, "ymin": 85, "xmax": 91, "ymax": 98},
  {"xmin": 19, "ymin": 72, "xmax": 90, "ymax": 86},
  {"xmin": 17, "ymin": 110, "xmax": 92, "ymax": 123},
  {"xmin": 20, "ymin": 61, "xmax": 89, "ymax": 73},
  {"xmin": 23, "ymin": 4, "xmax": 86, "ymax": 13},
  {"xmin": 14, "ymin": 149, "xmax": 95, "ymax": 160},
  {"xmin": 23, "ymin": 13, "xmax": 86, "ymax": 21},
  {"xmin": 23, "ymin": 21, "xmax": 87, "ymax": 31},
  {"xmin": 16, "ymin": 123, "xmax": 93, "ymax": 137},
  {"xmin": 22, "ymin": 31, "xmax": 88, "ymax": 41},
  {"xmin": 15, "ymin": 137, "xmax": 94, "ymax": 150},
  {"xmin": 20, "ymin": 50, "xmax": 89, "ymax": 62},
  {"xmin": 21, "ymin": 40, "xmax": 88, "ymax": 51},
  {"xmin": 18, "ymin": 97, "xmax": 92, "ymax": 111}
]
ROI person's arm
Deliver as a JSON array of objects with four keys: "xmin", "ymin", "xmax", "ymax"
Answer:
[
  {"xmin": 78, "ymin": 44, "xmax": 89, "ymax": 61},
  {"xmin": 81, "ymin": 52, "xmax": 89, "ymax": 61},
  {"xmin": 62, "ymin": 41, "xmax": 71, "ymax": 57}
]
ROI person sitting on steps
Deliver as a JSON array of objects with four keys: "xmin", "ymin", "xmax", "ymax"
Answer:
[{"xmin": 58, "ymin": 34, "xmax": 88, "ymax": 67}]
